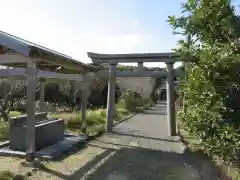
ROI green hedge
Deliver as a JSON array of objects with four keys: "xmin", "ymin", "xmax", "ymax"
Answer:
[{"xmin": 169, "ymin": 0, "xmax": 240, "ymax": 164}]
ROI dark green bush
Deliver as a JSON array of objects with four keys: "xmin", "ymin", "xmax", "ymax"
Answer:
[
  {"xmin": 169, "ymin": 0, "xmax": 240, "ymax": 164},
  {"xmin": 121, "ymin": 90, "xmax": 142, "ymax": 112},
  {"xmin": 0, "ymin": 171, "xmax": 24, "ymax": 180}
]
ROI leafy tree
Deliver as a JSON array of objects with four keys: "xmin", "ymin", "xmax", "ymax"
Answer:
[
  {"xmin": 0, "ymin": 81, "xmax": 27, "ymax": 121},
  {"xmin": 117, "ymin": 65, "xmax": 136, "ymax": 71},
  {"xmin": 169, "ymin": 0, "xmax": 240, "ymax": 163}
]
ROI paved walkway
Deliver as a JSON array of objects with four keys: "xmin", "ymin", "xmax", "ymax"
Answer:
[
  {"xmin": 77, "ymin": 102, "xmax": 220, "ymax": 180},
  {"xmin": 0, "ymin": 102, "xmax": 222, "ymax": 180}
]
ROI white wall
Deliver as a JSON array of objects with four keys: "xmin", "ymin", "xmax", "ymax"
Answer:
[{"xmin": 117, "ymin": 77, "xmax": 155, "ymax": 99}]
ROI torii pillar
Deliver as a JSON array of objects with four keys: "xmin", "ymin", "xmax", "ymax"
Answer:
[
  {"xmin": 106, "ymin": 62, "xmax": 117, "ymax": 132},
  {"xmin": 166, "ymin": 62, "xmax": 176, "ymax": 136}
]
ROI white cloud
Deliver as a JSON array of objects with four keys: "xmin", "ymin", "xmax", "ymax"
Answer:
[
  {"xmin": 133, "ymin": 19, "xmax": 140, "ymax": 26},
  {"xmin": 67, "ymin": 33, "xmax": 154, "ymax": 63}
]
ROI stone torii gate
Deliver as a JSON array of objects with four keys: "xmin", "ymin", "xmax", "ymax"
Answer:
[{"xmin": 88, "ymin": 52, "xmax": 181, "ymax": 136}]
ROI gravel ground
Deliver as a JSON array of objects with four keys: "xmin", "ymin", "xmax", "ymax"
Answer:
[{"xmin": 0, "ymin": 103, "xmax": 223, "ymax": 180}]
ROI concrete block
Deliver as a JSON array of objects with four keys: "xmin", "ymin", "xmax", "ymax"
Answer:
[{"xmin": 9, "ymin": 118, "xmax": 64, "ymax": 151}]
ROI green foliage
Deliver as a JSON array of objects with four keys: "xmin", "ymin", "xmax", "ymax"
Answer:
[
  {"xmin": 169, "ymin": 0, "xmax": 240, "ymax": 164},
  {"xmin": 43, "ymin": 82, "xmax": 74, "ymax": 106},
  {"xmin": 142, "ymin": 98, "xmax": 153, "ymax": 109},
  {"xmin": 0, "ymin": 122, "xmax": 8, "ymax": 141},
  {"xmin": 0, "ymin": 111, "xmax": 22, "ymax": 141},
  {"xmin": 50, "ymin": 105, "xmax": 131, "ymax": 132},
  {"xmin": 118, "ymin": 90, "xmax": 153, "ymax": 112},
  {"xmin": 117, "ymin": 64, "xmax": 167, "ymax": 72},
  {"xmin": 117, "ymin": 65, "xmax": 136, "ymax": 71},
  {"xmin": 50, "ymin": 109, "xmax": 105, "ymax": 130},
  {"xmin": 0, "ymin": 171, "xmax": 24, "ymax": 180},
  {"xmin": 0, "ymin": 171, "xmax": 15, "ymax": 180},
  {"xmin": 115, "ymin": 107, "xmax": 130, "ymax": 117},
  {"xmin": 120, "ymin": 90, "xmax": 142, "ymax": 112},
  {"xmin": 8, "ymin": 111, "xmax": 21, "ymax": 118},
  {"xmin": 0, "ymin": 80, "xmax": 11, "ymax": 98}
]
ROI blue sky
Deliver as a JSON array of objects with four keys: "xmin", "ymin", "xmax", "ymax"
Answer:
[{"xmin": 0, "ymin": 0, "xmax": 214, "ymax": 67}]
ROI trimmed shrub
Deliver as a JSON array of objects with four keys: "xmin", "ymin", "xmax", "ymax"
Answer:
[
  {"xmin": 121, "ymin": 90, "xmax": 142, "ymax": 112},
  {"xmin": 169, "ymin": 0, "xmax": 240, "ymax": 164}
]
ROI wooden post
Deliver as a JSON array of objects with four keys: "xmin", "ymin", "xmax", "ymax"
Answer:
[
  {"xmin": 26, "ymin": 60, "xmax": 37, "ymax": 162},
  {"xmin": 73, "ymin": 92, "xmax": 77, "ymax": 112},
  {"xmin": 72, "ymin": 82, "xmax": 77, "ymax": 111},
  {"xmin": 166, "ymin": 62, "xmax": 176, "ymax": 136},
  {"xmin": 69, "ymin": 80, "xmax": 77, "ymax": 111},
  {"xmin": 106, "ymin": 63, "xmax": 117, "ymax": 132},
  {"xmin": 80, "ymin": 73, "xmax": 94, "ymax": 133},
  {"xmin": 9, "ymin": 77, "xmax": 16, "ymax": 92},
  {"xmin": 81, "ymin": 90, "xmax": 87, "ymax": 133},
  {"xmin": 39, "ymin": 78, "xmax": 45, "ymax": 112}
]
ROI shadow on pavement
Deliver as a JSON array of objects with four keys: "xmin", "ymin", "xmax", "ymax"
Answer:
[
  {"xmin": 36, "ymin": 143, "xmax": 226, "ymax": 180},
  {"xmin": 36, "ymin": 148, "xmax": 114, "ymax": 179},
  {"xmin": 141, "ymin": 111, "xmax": 167, "ymax": 115},
  {"xmin": 110, "ymin": 131, "xmax": 179, "ymax": 142},
  {"xmin": 50, "ymin": 143, "xmax": 88, "ymax": 162}
]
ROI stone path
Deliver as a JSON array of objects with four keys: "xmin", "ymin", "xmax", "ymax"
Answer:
[
  {"xmin": 0, "ymin": 102, "xmax": 222, "ymax": 180},
  {"xmin": 77, "ymin": 102, "xmax": 220, "ymax": 180}
]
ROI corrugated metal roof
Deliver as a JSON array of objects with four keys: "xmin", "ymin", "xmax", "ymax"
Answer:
[
  {"xmin": 0, "ymin": 30, "xmax": 96, "ymax": 72},
  {"xmin": 0, "ymin": 30, "xmax": 72, "ymax": 58}
]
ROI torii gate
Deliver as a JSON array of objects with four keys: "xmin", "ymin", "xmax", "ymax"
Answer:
[{"xmin": 88, "ymin": 52, "xmax": 182, "ymax": 136}]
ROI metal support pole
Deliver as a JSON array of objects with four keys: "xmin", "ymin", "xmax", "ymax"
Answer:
[
  {"xmin": 39, "ymin": 79, "xmax": 45, "ymax": 112},
  {"xmin": 166, "ymin": 62, "xmax": 176, "ymax": 136},
  {"xmin": 26, "ymin": 61, "xmax": 37, "ymax": 162},
  {"xmin": 106, "ymin": 63, "xmax": 117, "ymax": 132}
]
